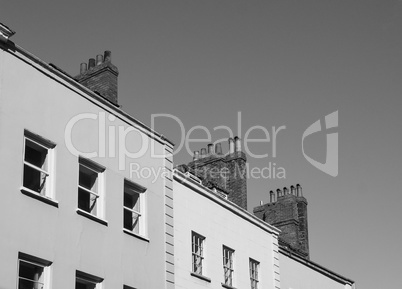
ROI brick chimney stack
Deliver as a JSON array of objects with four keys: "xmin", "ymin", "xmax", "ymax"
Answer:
[
  {"xmin": 253, "ymin": 184, "xmax": 310, "ymax": 259},
  {"xmin": 182, "ymin": 137, "xmax": 248, "ymax": 210},
  {"xmin": 75, "ymin": 51, "xmax": 119, "ymax": 106}
]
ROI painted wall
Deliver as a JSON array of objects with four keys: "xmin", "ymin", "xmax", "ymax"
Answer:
[
  {"xmin": 280, "ymin": 252, "xmax": 353, "ymax": 289},
  {"xmin": 173, "ymin": 172, "xmax": 280, "ymax": 289},
  {"xmin": 0, "ymin": 45, "xmax": 173, "ymax": 288}
]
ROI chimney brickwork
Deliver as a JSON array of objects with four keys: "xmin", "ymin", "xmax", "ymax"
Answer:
[
  {"xmin": 253, "ymin": 184, "xmax": 310, "ymax": 259},
  {"xmin": 225, "ymin": 151, "xmax": 247, "ymax": 209},
  {"xmin": 75, "ymin": 51, "xmax": 119, "ymax": 106},
  {"xmin": 183, "ymin": 137, "xmax": 248, "ymax": 210}
]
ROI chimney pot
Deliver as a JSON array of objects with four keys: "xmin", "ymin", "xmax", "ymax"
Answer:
[
  {"xmin": 277, "ymin": 188, "xmax": 282, "ymax": 197},
  {"xmin": 193, "ymin": 151, "xmax": 199, "ymax": 161},
  {"xmin": 215, "ymin": 143, "xmax": 222, "ymax": 155},
  {"xmin": 228, "ymin": 138, "xmax": 235, "ymax": 154},
  {"xmin": 207, "ymin": 143, "xmax": 214, "ymax": 155},
  {"xmin": 234, "ymin": 136, "xmax": 241, "ymax": 152},
  {"xmin": 88, "ymin": 58, "xmax": 95, "ymax": 69},
  {"xmin": 283, "ymin": 187, "xmax": 289, "ymax": 195},
  {"xmin": 270, "ymin": 190, "xmax": 275, "ymax": 202},
  {"xmin": 200, "ymin": 148, "xmax": 207, "ymax": 158},
  {"xmin": 104, "ymin": 50, "xmax": 111, "ymax": 62},
  {"xmin": 80, "ymin": 63, "xmax": 87, "ymax": 74},
  {"xmin": 96, "ymin": 54, "xmax": 103, "ymax": 65},
  {"xmin": 296, "ymin": 184, "xmax": 302, "ymax": 196}
]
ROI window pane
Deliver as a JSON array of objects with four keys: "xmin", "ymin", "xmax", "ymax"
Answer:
[
  {"xmin": 123, "ymin": 207, "xmax": 132, "ymax": 230},
  {"xmin": 195, "ymin": 255, "xmax": 202, "ymax": 273},
  {"xmin": 124, "ymin": 190, "xmax": 140, "ymax": 210},
  {"xmin": 192, "ymin": 255, "xmax": 198, "ymax": 273},
  {"xmin": 19, "ymin": 278, "xmax": 44, "ymax": 289},
  {"xmin": 23, "ymin": 165, "xmax": 46, "ymax": 193},
  {"xmin": 76, "ymin": 279, "xmax": 96, "ymax": 289},
  {"xmin": 19, "ymin": 260, "xmax": 43, "ymax": 280},
  {"xmin": 79, "ymin": 165, "xmax": 98, "ymax": 191},
  {"xmin": 78, "ymin": 188, "xmax": 91, "ymax": 212},
  {"xmin": 18, "ymin": 260, "xmax": 44, "ymax": 289},
  {"xmin": 124, "ymin": 208, "xmax": 140, "ymax": 232},
  {"xmin": 25, "ymin": 140, "xmax": 47, "ymax": 169},
  {"xmin": 131, "ymin": 213, "xmax": 140, "ymax": 234},
  {"xmin": 76, "ymin": 283, "xmax": 87, "ymax": 289}
]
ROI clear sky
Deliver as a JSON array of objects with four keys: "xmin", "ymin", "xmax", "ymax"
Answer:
[{"xmin": 2, "ymin": 1, "xmax": 402, "ymax": 288}]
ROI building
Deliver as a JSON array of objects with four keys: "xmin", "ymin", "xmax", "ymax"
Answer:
[
  {"xmin": 174, "ymin": 142, "xmax": 355, "ymax": 289},
  {"xmin": 0, "ymin": 23, "xmax": 174, "ymax": 289},
  {"xmin": 174, "ymin": 142, "xmax": 281, "ymax": 289},
  {"xmin": 0, "ymin": 22, "xmax": 355, "ymax": 289}
]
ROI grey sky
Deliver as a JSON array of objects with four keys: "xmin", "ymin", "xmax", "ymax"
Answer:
[{"xmin": 2, "ymin": 1, "xmax": 402, "ymax": 288}]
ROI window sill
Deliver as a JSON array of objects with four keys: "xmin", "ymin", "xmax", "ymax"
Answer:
[
  {"xmin": 76, "ymin": 209, "xmax": 108, "ymax": 226},
  {"xmin": 191, "ymin": 272, "xmax": 211, "ymax": 283},
  {"xmin": 123, "ymin": 229, "xmax": 149, "ymax": 242},
  {"xmin": 221, "ymin": 283, "xmax": 237, "ymax": 289},
  {"xmin": 20, "ymin": 187, "xmax": 59, "ymax": 208}
]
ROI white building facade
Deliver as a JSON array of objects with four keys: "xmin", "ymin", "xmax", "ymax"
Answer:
[
  {"xmin": 173, "ymin": 169, "xmax": 281, "ymax": 289},
  {"xmin": 279, "ymin": 248, "xmax": 355, "ymax": 289},
  {"xmin": 0, "ymin": 23, "xmax": 175, "ymax": 289}
]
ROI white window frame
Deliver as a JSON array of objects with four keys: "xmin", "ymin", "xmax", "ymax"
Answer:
[
  {"xmin": 17, "ymin": 252, "xmax": 52, "ymax": 289},
  {"xmin": 249, "ymin": 258, "xmax": 259, "ymax": 289},
  {"xmin": 223, "ymin": 246, "xmax": 235, "ymax": 287},
  {"xmin": 21, "ymin": 130, "xmax": 56, "ymax": 200},
  {"xmin": 77, "ymin": 157, "xmax": 105, "ymax": 219},
  {"xmin": 75, "ymin": 270, "xmax": 103, "ymax": 289},
  {"xmin": 123, "ymin": 179, "xmax": 147, "ymax": 236},
  {"xmin": 191, "ymin": 231, "xmax": 205, "ymax": 275}
]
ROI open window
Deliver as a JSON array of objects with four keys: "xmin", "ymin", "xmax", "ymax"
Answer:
[
  {"xmin": 18, "ymin": 252, "xmax": 51, "ymax": 289},
  {"xmin": 123, "ymin": 179, "xmax": 146, "ymax": 236},
  {"xmin": 78, "ymin": 157, "xmax": 105, "ymax": 218},
  {"xmin": 22, "ymin": 130, "xmax": 55, "ymax": 200}
]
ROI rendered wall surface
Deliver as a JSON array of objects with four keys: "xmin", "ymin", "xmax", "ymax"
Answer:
[
  {"xmin": 173, "ymin": 174, "xmax": 280, "ymax": 289},
  {"xmin": 280, "ymin": 252, "xmax": 353, "ymax": 289},
  {"xmin": 0, "ymin": 46, "xmax": 172, "ymax": 289}
]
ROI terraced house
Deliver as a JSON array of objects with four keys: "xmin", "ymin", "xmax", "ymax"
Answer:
[
  {"xmin": 174, "ymin": 143, "xmax": 355, "ymax": 289},
  {"xmin": 0, "ymin": 22, "xmax": 355, "ymax": 289},
  {"xmin": 0, "ymin": 23, "xmax": 174, "ymax": 289}
]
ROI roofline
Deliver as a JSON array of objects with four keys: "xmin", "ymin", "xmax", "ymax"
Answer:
[
  {"xmin": 0, "ymin": 40, "xmax": 175, "ymax": 148},
  {"xmin": 279, "ymin": 246, "xmax": 355, "ymax": 286},
  {"xmin": 173, "ymin": 169, "xmax": 281, "ymax": 236}
]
